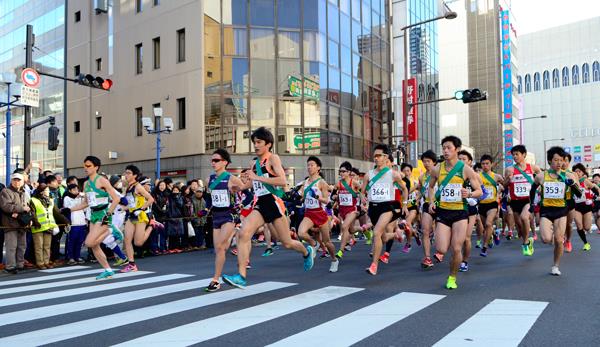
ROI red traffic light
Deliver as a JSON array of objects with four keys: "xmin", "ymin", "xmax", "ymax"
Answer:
[{"xmin": 101, "ymin": 79, "xmax": 113, "ymax": 91}]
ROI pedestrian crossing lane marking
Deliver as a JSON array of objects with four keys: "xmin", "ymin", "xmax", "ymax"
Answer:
[
  {"xmin": 0, "ymin": 269, "xmax": 101, "ymax": 288},
  {"xmin": 0, "ymin": 271, "xmax": 153, "ymax": 296},
  {"xmin": 38, "ymin": 265, "xmax": 90, "ymax": 273},
  {"xmin": 267, "ymin": 292, "xmax": 446, "ymax": 347},
  {"xmin": 114, "ymin": 286, "xmax": 363, "ymax": 347},
  {"xmin": 0, "ymin": 281, "xmax": 296, "ymax": 347},
  {"xmin": 0, "ymin": 271, "xmax": 164, "ymax": 307},
  {"xmin": 0, "ymin": 275, "xmax": 203, "ymax": 326},
  {"xmin": 433, "ymin": 299, "xmax": 548, "ymax": 347}
]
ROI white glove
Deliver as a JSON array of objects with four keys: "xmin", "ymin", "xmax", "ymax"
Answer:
[{"xmin": 467, "ymin": 198, "xmax": 478, "ymax": 206}]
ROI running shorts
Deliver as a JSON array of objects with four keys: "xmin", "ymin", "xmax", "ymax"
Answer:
[
  {"xmin": 567, "ymin": 199, "xmax": 575, "ymax": 211},
  {"xmin": 574, "ymin": 203, "xmax": 593, "ymax": 215},
  {"xmin": 478, "ymin": 202, "xmax": 498, "ymax": 218},
  {"xmin": 304, "ymin": 208, "xmax": 329, "ymax": 228},
  {"xmin": 212, "ymin": 210, "xmax": 239, "ymax": 229},
  {"xmin": 468, "ymin": 205, "xmax": 478, "ymax": 217},
  {"xmin": 368, "ymin": 202, "xmax": 395, "ymax": 225},
  {"xmin": 339, "ymin": 205, "xmax": 358, "ymax": 220},
  {"xmin": 436, "ymin": 208, "xmax": 468, "ymax": 227},
  {"xmin": 540, "ymin": 206, "xmax": 568, "ymax": 222},
  {"xmin": 509, "ymin": 199, "xmax": 530, "ymax": 214},
  {"xmin": 90, "ymin": 205, "xmax": 111, "ymax": 225},
  {"xmin": 421, "ymin": 202, "xmax": 436, "ymax": 219},
  {"xmin": 253, "ymin": 194, "xmax": 286, "ymax": 224}
]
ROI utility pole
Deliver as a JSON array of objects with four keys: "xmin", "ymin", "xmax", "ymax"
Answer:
[{"xmin": 24, "ymin": 24, "xmax": 34, "ymax": 166}]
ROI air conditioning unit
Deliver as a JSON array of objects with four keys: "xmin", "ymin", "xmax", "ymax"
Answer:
[
  {"xmin": 108, "ymin": 151, "xmax": 118, "ymax": 159},
  {"xmin": 95, "ymin": 0, "xmax": 108, "ymax": 14}
]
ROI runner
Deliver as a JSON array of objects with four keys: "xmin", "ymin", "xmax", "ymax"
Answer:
[
  {"xmin": 593, "ymin": 174, "xmax": 600, "ymax": 233},
  {"xmin": 419, "ymin": 150, "xmax": 438, "ymax": 269},
  {"xmin": 571, "ymin": 163, "xmax": 600, "ymax": 251},
  {"xmin": 335, "ymin": 162, "xmax": 362, "ymax": 260},
  {"xmin": 363, "ymin": 144, "xmax": 409, "ymax": 276},
  {"xmin": 222, "ymin": 127, "xmax": 314, "ymax": 289},
  {"xmin": 457, "ymin": 150, "xmax": 480, "ymax": 272},
  {"xmin": 562, "ymin": 154, "xmax": 576, "ymax": 253},
  {"xmin": 81, "ymin": 156, "xmax": 123, "ymax": 280},
  {"xmin": 120, "ymin": 165, "xmax": 155, "ymax": 273},
  {"xmin": 400, "ymin": 163, "xmax": 420, "ymax": 253},
  {"xmin": 531, "ymin": 146, "xmax": 579, "ymax": 276},
  {"xmin": 478, "ymin": 154, "xmax": 504, "ymax": 259},
  {"xmin": 297, "ymin": 156, "xmax": 339, "ymax": 273},
  {"xmin": 427, "ymin": 136, "xmax": 482, "ymax": 290},
  {"xmin": 504, "ymin": 145, "xmax": 541, "ymax": 256},
  {"xmin": 205, "ymin": 149, "xmax": 245, "ymax": 292}
]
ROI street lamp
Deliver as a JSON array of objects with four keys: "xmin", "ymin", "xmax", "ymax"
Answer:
[
  {"xmin": 142, "ymin": 108, "xmax": 173, "ymax": 181},
  {"xmin": 393, "ymin": 11, "xmax": 457, "ymax": 163},
  {"xmin": 519, "ymin": 114, "xmax": 547, "ymax": 144},
  {"xmin": 543, "ymin": 137, "xmax": 565, "ymax": 169}
]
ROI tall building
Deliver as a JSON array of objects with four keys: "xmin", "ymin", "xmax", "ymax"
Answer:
[
  {"xmin": 518, "ymin": 17, "xmax": 600, "ymax": 169},
  {"xmin": 392, "ymin": 0, "xmax": 440, "ymax": 161},
  {"xmin": 0, "ymin": 0, "xmax": 66, "ymax": 182}
]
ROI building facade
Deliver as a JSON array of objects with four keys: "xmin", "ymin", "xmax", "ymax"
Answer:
[
  {"xmin": 518, "ymin": 17, "xmax": 600, "ymax": 169},
  {"xmin": 0, "ymin": 0, "xmax": 66, "ymax": 182}
]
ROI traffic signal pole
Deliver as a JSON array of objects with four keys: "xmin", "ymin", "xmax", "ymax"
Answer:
[{"xmin": 23, "ymin": 24, "xmax": 33, "ymax": 167}]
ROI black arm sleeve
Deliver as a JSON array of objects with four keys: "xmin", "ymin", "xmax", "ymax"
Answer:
[{"xmin": 529, "ymin": 183, "xmax": 539, "ymax": 203}]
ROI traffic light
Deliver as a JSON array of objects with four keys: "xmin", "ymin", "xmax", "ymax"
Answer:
[
  {"xmin": 48, "ymin": 125, "xmax": 60, "ymax": 151},
  {"xmin": 454, "ymin": 89, "xmax": 487, "ymax": 103},
  {"xmin": 76, "ymin": 73, "xmax": 113, "ymax": 91}
]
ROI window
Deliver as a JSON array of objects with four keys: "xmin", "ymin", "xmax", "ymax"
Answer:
[
  {"xmin": 74, "ymin": 121, "xmax": 80, "ymax": 133},
  {"xmin": 582, "ymin": 63, "xmax": 590, "ymax": 83},
  {"xmin": 153, "ymin": 0, "xmax": 160, "ymax": 6},
  {"xmin": 543, "ymin": 71, "xmax": 550, "ymax": 90},
  {"xmin": 572, "ymin": 65, "xmax": 579, "ymax": 85},
  {"xmin": 96, "ymin": 116, "xmax": 102, "ymax": 130},
  {"xmin": 524, "ymin": 74, "xmax": 531, "ymax": 93},
  {"xmin": 177, "ymin": 97, "xmax": 186, "ymax": 130},
  {"xmin": 74, "ymin": 11, "xmax": 81, "ymax": 22},
  {"xmin": 153, "ymin": 37, "xmax": 160, "ymax": 69},
  {"xmin": 135, "ymin": 43, "xmax": 143, "ymax": 74},
  {"xmin": 533, "ymin": 72, "xmax": 540, "ymax": 91},
  {"xmin": 74, "ymin": 64, "xmax": 80, "ymax": 77},
  {"xmin": 552, "ymin": 68, "xmax": 559, "ymax": 88},
  {"xmin": 96, "ymin": 58, "xmax": 102, "ymax": 72},
  {"xmin": 135, "ymin": 0, "xmax": 142, "ymax": 13},
  {"xmin": 177, "ymin": 28, "xmax": 186, "ymax": 63},
  {"xmin": 593, "ymin": 61, "xmax": 600, "ymax": 82},
  {"xmin": 135, "ymin": 107, "xmax": 143, "ymax": 137},
  {"xmin": 562, "ymin": 66, "xmax": 569, "ymax": 86},
  {"xmin": 517, "ymin": 75, "xmax": 522, "ymax": 94},
  {"xmin": 207, "ymin": 71, "xmax": 213, "ymax": 78}
]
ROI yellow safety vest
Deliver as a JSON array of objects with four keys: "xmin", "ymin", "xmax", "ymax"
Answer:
[{"xmin": 31, "ymin": 197, "xmax": 58, "ymax": 234}]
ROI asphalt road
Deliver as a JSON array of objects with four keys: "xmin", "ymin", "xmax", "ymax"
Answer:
[{"xmin": 0, "ymin": 230, "xmax": 598, "ymax": 346}]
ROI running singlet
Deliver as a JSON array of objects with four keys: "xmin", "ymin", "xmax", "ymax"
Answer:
[
  {"xmin": 437, "ymin": 162, "xmax": 466, "ymax": 211},
  {"xmin": 541, "ymin": 171, "xmax": 566, "ymax": 208},
  {"xmin": 252, "ymin": 157, "xmax": 277, "ymax": 197},
  {"xmin": 84, "ymin": 175, "xmax": 109, "ymax": 208},
  {"xmin": 367, "ymin": 168, "xmax": 394, "ymax": 202},
  {"xmin": 480, "ymin": 171, "xmax": 498, "ymax": 204},
  {"xmin": 509, "ymin": 164, "xmax": 534, "ymax": 201},
  {"xmin": 125, "ymin": 182, "xmax": 145, "ymax": 212},
  {"xmin": 420, "ymin": 173, "xmax": 435, "ymax": 204},
  {"xmin": 209, "ymin": 173, "xmax": 234, "ymax": 210},
  {"xmin": 304, "ymin": 179, "xmax": 324, "ymax": 210},
  {"xmin": 337, "ymin": 180, "xmax": 358, "ymax": 207}
]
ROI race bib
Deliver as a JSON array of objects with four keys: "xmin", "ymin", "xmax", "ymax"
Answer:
[
  {"xmin": 253, "ymin": 180, "xmax": 270, "ymax": 196},
  {"xmin": 574, "ymin": 193, "xmax": 586, "ymax": 204},
  {"xmin": 211, "ymin": 189, "xmax": 230, "ymax": 208},
  {"xmin": 86, "ymin": 192, "xmax": 98, "ymax": 207},
  {"xmin": 370, "ymin": 183, "xmax": 391, "ymax": 202},
  {"xmin": 543, "ymin": 182, "xmax": 565, "ymax": 199},
  {"xmin": 440, "ymin": 183, "xmax": 462, "ymax": 203},
  {"xmin": 514, "ymin": 182, "xmax": 531, "ymax": 197},
  {"xmin": 339, "ymin": 193, "xmax": 353, "ymax": 206},
  {"xmin": 126, "ymin": 194, "xmax": 136, "ymax": 208},
  {"xmin": 304, "ymin": 197, "xmax": 321, "ymax": 209}
]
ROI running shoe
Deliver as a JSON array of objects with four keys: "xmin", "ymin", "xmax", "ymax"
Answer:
[
  {"xmin": 459, "ymin": 262, "xmax": 469, "ymax": 272},
  {"xmin": 344, "ymin": 244, "xmax": 352, "ymax": 252},
  {"xmin": 521, "ymin": 244, "xmax": 529, "ymax": 256},
  {"xmin": 335, "ymin": 250, "xmax": 344, "ymax": 259},
  {"xmin": 222, "ymin": 273, "xmax": 247, "ymax": 289},
  {"xmin": 488, "ymin": 237, "xmax": 494, "ymax": 249},
  {"xmin": 365, "ymin": 263, "xmax": 377, "ymax": 275},
  {"xmin": 349, "ymin": 238, "xmax": 357, "ymax": 247},
  {"xmin": 262, "ymin": 248, "xmax": 274, "ymax": 257},
  {"xmin": 113, "ymin": 257, "xmax": 129, "ymax": 267},
  {"xmin": 583, "ymin": 243, "xmax": 591, "ymax": 251},
  {"xmin": 475, "ymin": 240, "xmax": 482, "ymax": 248},
  {"xmin": 550, "ymin": 266, "xmax": 561, "ymax": 276},
  {"xmin": 493, "ymin": 231, "xmax": 501, "ymax": 246},
  {"xmin": 303, "ymin": 245, "xmax": 315, "ymax": 271},
  {"xmin": 402, "ymin": 243, "xmax": 412, "ymax": 254},
  {"xmin": 76, "ymin": 258, "xmax": 86, "ymax": 265},
  {"xmin": 414, "ymin": 232, "xmax": 422, "ymax": 246},
  {"xmin": 480, "ymin": 249, "xmax": 488, "ymax": 257},
  {"xmin": 329, "ymin": 260, "xmax": 339, "ymax": 273},
  {"xmin": 421, "ymin": 257, "xmax": 434, "ymax": 269},
  {"xmin": 433, "ymin": 252, "xmax": 444, "ymax": 263},
  {"xmin": 67, "ymin": 259, "xmax": 77, "ymax": 266},
  {"xmin": 364, "ymin": 229, "xmax": 373, "ymax": 245},
  {"xmin": 445, "ymin": 275, "xmax": 458, "ymax": 290},
  {"xmin": 528, "ymin": 237, "xmax": 535, "ymax": 255},
  {"xmin": 320, "ymin": 251, "xmax": 330, "ymax": 258},
  {"xmin": 120, "ymin": 263, "xmax": 138, "ymax": 273},
  {"xmin": 507, "ymin": 230, "xmax": 513, "ymax": 240},
  {"xmin": 205, "ymin": 281, "xmax": 221, "ymax": 292},
  {"xmin": 379, "ymin": 252, "xmax": 390, "ymax": 264},
  {"xmin": 230, "ymin": 248, "xmax": 238, "ymax": 256},
  {"xmin": 246, "ymin": 261, "xmax": 252, "ymax": 269},
  {"xmin": 96, "ymin": 269, "xmax": 115, "ymax": 280},
  {"xmin": 564, "ymin": 240, "xmax": 573, "ymax": 253}
]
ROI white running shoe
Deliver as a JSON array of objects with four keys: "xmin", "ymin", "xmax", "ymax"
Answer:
[
  {"xmin": 550, "ymin": 266, "xmax": 561, "ymax": 276},
  {"xmin": 329, "ymin": 260, "xmax": 339, "ymax": 273}
]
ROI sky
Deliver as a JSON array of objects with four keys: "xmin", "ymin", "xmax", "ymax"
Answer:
[{"xmin": 511, "ymin": 0, "xmax": 600, "ymax": 35}]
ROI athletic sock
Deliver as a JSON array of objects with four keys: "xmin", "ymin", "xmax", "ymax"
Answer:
[
  {"xmin": 112, "ymin": 245, "xmax": 127, "ymax": 260},
  {"xmin": 577, "ymin": 229, "xmax": 588, "ymax": 244},
  {"xmin": 385, "ymin": 239, "xmax": 394, "ymax": 253}
]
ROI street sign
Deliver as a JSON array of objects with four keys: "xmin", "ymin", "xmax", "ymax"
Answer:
[
  {"xmin": 21, "ymin": 68, "xmax": 40, "ymax": 88},
  {"xmin": 20, "ymin": 85, "xmax": 39, "ymax": 107}
]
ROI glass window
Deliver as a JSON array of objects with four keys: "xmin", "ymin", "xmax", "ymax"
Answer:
[
  {"xmin": 594, "ymin": 61, "xmax": 600, "ymax": 82},
  {"xmin": 177, "ymin": 97, "xmax": 186, "ymax": 129},
  {"xmin": 278, "ymin": 100, "xmax": 302, "ymax": 125},
  {"xmin": 340, "ymin": 0, "xmax": 350, "ymax": 14},
  {"xmin": 582, "ymin": 63, "xmax": 590, "ymax": 83},
  {"xmin": 328, "ymin": 2, "xmax": 339, "ymax": 42},
  {"xmin": 223, "ymin": 57, "xmax": 250, "ymax": 95},
  {"xmin": 341, "ymin": 108, "xmax": 351, "ymax": 134},
  {"xmin": 517, "ymin": 75, "xmax": 522, "ymax": 94},
  {"xmin": 329, "ymin": 105, "xmax": 340, "ymax": 131},
  {"xmin": 351, "ymin": 19, "xmax": 361, "ymax": 52},
  {"xmin": 223, "ymin": 96, "xmax": 248, "ymax": 125},
  {"xmin": 222, "ymin": 126, "xmax": 251, "ymax": 153},
  {"xmin": 362, "ymin": 0, "xmax": 371, "ymax": 29},
  {"xmin": 304, "ymin": 0, "xmax": 327, "ymax": 31},
  {"xmin": 152, "ymin": 37, "xmax": 160, "ymax": 69},
  {"xmin": 135, "ymin": 107, "xmax": 143, "ymax": 136},
  {"xmin": 224, "ymin": 28, "xmax": 247, "ymax": 56},
  {"xmin": 223, "ymin": 0, "xmax": 247, "ymax": 25},
  {"xmin": 278, "ymin": 59, "xmax": 301, "ymax": 95},
  {"xmin": 552, "ymin": 69, "xmax": 559, "ymax": 88},
  {"xmin": 251, "ymin": 59, "xmax": 276, "ymax": 96},
  {"xmin": 572, "ymin": 65, "xmax": 579, "ymax": 85},
  {"xmin": 362, "ymin": 58, "xmax": 372, "ymax": 86},
  {"xmin": 328, "ymin": 67, "xmax": 340, "ymax": 102},
  {"xmin": 340, "ymin": 13, "xmax": 351, "ymax": 47},
  {"xmin": 351, "ymin": 0, "xmax": 360, "ymax": 20},
  {"xmin": 250, "ymin": 97, "xmax": 276, "ymax": 129},
  {"xmin": 303, "ymin": 31, "xmax": 326, "ymax": 62},
  {"xmin": 533, "ymin": 72, "xmax": 540, "ymax": 91},
  {"xmin": 542, "ymin": 71, "xmax": 549, "ymax": 90},
  {"xmin": 278, "ymin": 31, "xmax": 300, "ymax": 58},
  {"xmin": 340, "ymin": 45, "xmax": 351, "ymax": 74},
  {"xmin": 352, "ymin": 52, "xmax": 360, "ymax": 78},
  {"xmin": 562, "ymin": 66, "xmax": 569, "ymax": 86},
  {"xmin": 341, "ymin": 73, "xmax": 352, "ymax": 108},
  {"xmin": 177, "ymin": 28, "xmax": 186, "ymax": 63},
  {"xmin": 250, "ymin": 0, "xmax": 274, "ymax": 26},
  {"xmin": 250, "ymin": 29, "xmax": 275, "ymax": 59},
  {"xmin": 524, "ymin": 74, "xmax": 531, "ymax": 93},
  {"xmin": 328, "ymin": 40, "xmax": 339, "ymax": 67},
  {"xmin": 278, "ymin": 0, "xmax": 300, "ymax": 28},
  {"xmin": 353, "ymin": 78, "xmax": 361, "ymax": 111},
  {"xmin": 135, "ymin": 0, "xmax": 142, "ymax": 13},
  {"xmin": 304, "ymin": 99, "xmax": 321, "ymax": 128},
  {"xmin": 373, "ymin": 65, "xmax": 381, "ymax": 89},
  {"xmin": 135, "ymin": 43, "xmax": 143, "ymax": 74}
]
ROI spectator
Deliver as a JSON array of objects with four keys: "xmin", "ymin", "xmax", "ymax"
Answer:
[
  {"xmin": 45, "ymin": 175, "xmax": 65, "ymax": 264},
  {"xmin": 29, "ymin": 183, "xmax": 69, "ymax": 269},
  {"xmin": 0, "ymin": 173, "xmax": 31, "ymax": 274},
  {"xmin": 62, "ymin": 184, "xmax": 88, "ymax": 265},
  {"xmin": 151, "ymin": 181, "xmax": 169, "ymax": 254},
  {"xmin": 191, "ymin": 187, "xmax": 208, "ymax": 249},
  {"xmin": 166, "ymin": 185, "xmax": 184, "ymax": 253}
]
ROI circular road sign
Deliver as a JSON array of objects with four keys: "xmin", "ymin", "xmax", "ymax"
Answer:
[{"xmin": 21, "ymin": 68, "xmax": 40, "ymax": 88}]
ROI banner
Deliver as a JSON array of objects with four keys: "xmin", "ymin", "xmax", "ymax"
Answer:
[
  {"xmin": 288, "ymin": 75, "xmax": 319, "ymax": 100},
  {"xmin": 595, "ymin": 144, "xmax": 600, "ymax": 153},
  {"xmin": 403, "ymin": 78, "xmax": 418, "ymax": 142},
  {"xmin": 501, "ymin": 11, "xmax": 512, "ymax": 125},
  {"xmin": 504, "ymin": 129, "xmax": 514, "ymax": 167},
  {"xmin": 584, "ymin": 145, "xmax": 592, "ymax": 152}
]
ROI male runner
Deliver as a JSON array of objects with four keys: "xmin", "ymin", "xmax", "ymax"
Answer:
[
  {"xmin": 478, "ymin": 154, "xmax": 504, "ymax": 258},
  {"xmin": 562, "ymin": 154, "xmax": 576, "ymax": 252},
  {"xmin": 419, "ymin": 150, "xmax": 438, "ymax": 269},
  {"xmin": 222, "ymin": 127, "xmax": 314, "ymax": 289},
  {"xmin": 400, "ymin": 163, "xmax": 420, "ymax": 253},
  {"xmin": 82, "ymin": 156, "xmax": 123, "ymax": 280},
  {"xmin": 593, "ymin": 174, "xmax": 600, "ymax": 233},
  {"xmin": 504, "ymin": 145, "xmax": 541, "ymax": 256},
  {"xmin": 428, "ymin": 136, "xmax": 482, "ymax": 289},
  {"xmin": 335, "ymin": 162, "xmax": 362, "ymax": 260},
  {"xmin": 457, "ymin": 150, "xmax": 481, "ymax": 272}
]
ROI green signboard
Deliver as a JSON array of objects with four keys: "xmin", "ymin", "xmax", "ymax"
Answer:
[
  {"xmin": 294, "ymin": 132, "xmax": 321, "ymax": 150},
  {"xmin": 288, "ymin": 75, "xmax": 320, "ymax": 100},
  {"xmin": 574, "ymin": 146, "xmax": 581, "ymax": 153}
]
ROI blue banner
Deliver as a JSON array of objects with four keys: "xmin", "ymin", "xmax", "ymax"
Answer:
[
  {"xmin": 501, "ymin": 11, "xmax": 512, "ymax": 124},
  {"xmin": 504, "ymin": 129, "xmax": 514, "ymax": 167}
]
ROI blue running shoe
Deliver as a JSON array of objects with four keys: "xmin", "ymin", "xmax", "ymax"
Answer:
[
  {"xmin": 303, "ymin": 245, "xmax": 315, "ymax": 271},
  {"xmin": 493, "ymin": 231, "xmax": 501, "ymax": 246},
  {"xmin": 96, "ymin": 269, "xmax": 115, "ymax": 280},
  {"xmin": 480, "ymin": 249, "xmax": 488, "ymax": 257},
  {"xmin": 222, "ymin": 273, "xmax": 247, "ymax": 289},
  {"xmin": 459, "ymin": 262, "xmax": 469, "ymax": 272}
]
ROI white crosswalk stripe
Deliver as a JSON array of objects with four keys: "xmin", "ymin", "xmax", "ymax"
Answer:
[
  {"xmin": 0, "ymin": 269, "xmax": 101, "ymax": 288},
  {"xmin": 38, "ymin": 265, "xmax": 91, "ymax": 273}
]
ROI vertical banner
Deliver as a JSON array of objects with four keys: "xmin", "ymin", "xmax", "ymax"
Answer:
[
  {"xmin": 403, "ymin": 78, "xmax": 418, "ymax": 142},
  {"xmin": 501, "ymin": 10, "xmax": 512, "ymax": 168},
  {"xmin": 504, "ymin": 129, "xmax": 513, "ymax": 167}
]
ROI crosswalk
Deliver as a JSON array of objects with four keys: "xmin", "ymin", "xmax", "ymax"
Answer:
[{"xmin": 0, "ymin": 266, "xmax": 549, "ymax": 346}]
